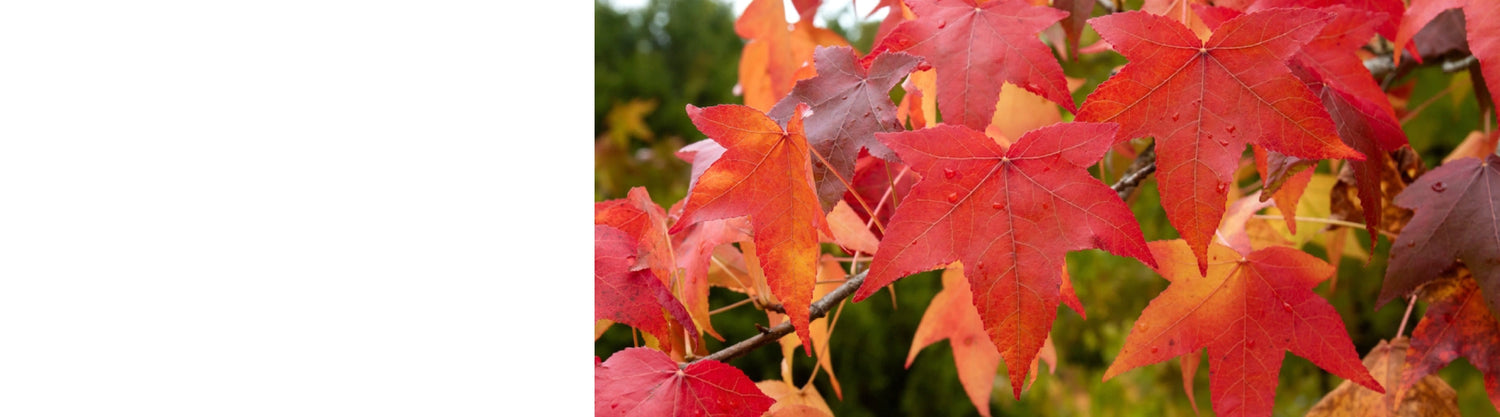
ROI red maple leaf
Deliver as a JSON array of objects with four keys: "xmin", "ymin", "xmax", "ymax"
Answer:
[
  {"xmin": 1076, "ymin": 9, "xmax": 1363, "ymax": 274},
  {"xmin": 1380, "ymin": 154, "xmax": 1500, "ymax": 316},
  {"xmin": 870, "ymin": 0, "xmax": 1075, "ymax": 130},
  {"xmin": 1394, "ymin": 0, "xmax": 1499, "ymax": 119},
  {"xmin": 1401, "ymin": 271, "xmax": 1500, "ymax": 412},
  {"xmin": 595, "ymin": 347, "xmax": 775, "ymax": 417},
  {"xmin": 853, "ymin": 122, "xmax": 1154, "ymax": 397},
  {"xmin": 596, "ymin": 225, "xmax": 698, "ymax": 349},
  {"xmin": 672, "ymin": 103, "xmax": 830, "ymax": 354},
  {"xmin": 768, "ymin": 47, "xmax": 920, "ymax": 209},
  {"xmin": 1198, "ymin": 5, "xmax": 1409, "ymax": 243},
  {"xmin": 1106, "ymin": 240, "xmax": 1381, "ymax": 417}
]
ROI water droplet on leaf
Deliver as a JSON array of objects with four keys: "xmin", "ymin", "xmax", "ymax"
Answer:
[
  {"xmin": 1171, "ymin": 113, "xmax": 1180, "ymax": 121},
  {"xmin": 992, "ymin": 202, "xmax": 1003, "ymax": 209},
  {"xmin": 947, "ymin": 192, "xmax": 959, "ymax": 203},
  {"xmin": 944, "ymin": 168, "xmax": 956, "ymax": 179},
  {"xmin": 1431, "ymin": 181, "xmax": 1447, "ymax": 192}
]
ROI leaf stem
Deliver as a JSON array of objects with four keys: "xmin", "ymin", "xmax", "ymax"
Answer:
[
  {"xmin": 709, "ymin": 297, "xmax": 755, "ymax": 316},
  {"xmin": 1248, "ymin": 214, "xmax": 1398, "ymax": 239},
  {"xmin": 1395, "ymin": 294, "xmax": 1418, "ymax": 340}
]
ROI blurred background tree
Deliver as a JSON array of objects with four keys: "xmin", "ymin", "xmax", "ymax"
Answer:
[{"xmin": 594, "ymin": 1, "xmax": 1497, "ymax": 415}]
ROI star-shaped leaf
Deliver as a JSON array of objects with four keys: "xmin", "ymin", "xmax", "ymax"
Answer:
[
  {"xmin": 853, "ymin": 122, "xmax": 1154, "ymax": 397},
  {"xmin": 1106, "ymin": 240, "xmax": 1382, "ymax": 417},
  {"xmin": 768, "ymin": 47, "xmax": 920, "ymax": 209},
  {"xmin": 672, "ymin": 103, "xmax": 830, "ymax": 354},
  {"xmin": 1077, "ymin": 9, "xmax": 1364, "ymax": 274},
  {"xmin": 871, "ymin": 0, "xmax": 1075, "ymax": 130},
  {"xmin": 1380, "ymin": 154, "xmax": 1500, "ymax": 319}
]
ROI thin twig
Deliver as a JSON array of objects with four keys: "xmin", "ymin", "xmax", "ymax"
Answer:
[
  {"xmin": 691, "ymin": 271, "xmax": 869, "ymax": 365},
  {"xmin": 1248, "ymin": 214, "xmax": 1399, "ymax": 239},
  {"xmin": 709, "ymin": 298, "xmax": 755, "ymax": 316},
  {"xmin": 1111, "ymin": 143, "xmax": 1157, "ymax": 201}
]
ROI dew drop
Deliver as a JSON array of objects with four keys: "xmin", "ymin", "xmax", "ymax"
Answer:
[
  {"xmin": 1247, "ymin": 340, "xmax": 1255, "ymax": 349},
  {"xmin": 1215, "ymin": 182, "xmax": 1227, "ymax": 194},
  {"xmin": 1151, "ymin": 346, "xmax": 1160, "ymax": 354},
  {"xmin": 916, "ymin": 62, "xmax": 933, "ymax": 71},
  {"xmin": 1171, "ymin": 113, "xmax": 1180, "ymax": 122},
  {"xmin": 975, "ymin": 261, "xmax": 984, "ymax": 269},
  {"xmin": 1225, "ymin": 125, "xmax": 1237, "ymax": 134},
  {"xmin": 625, "ymin": 255, "xmax": 637, "ymax": 265},
  {"xmin": 947, "ymin": 192, "xmax": 959, "ymax": 203},
  {"xmin": 937, "ymin": 19, "xmax": 948, "ymax": 29},
  {"xmin": 992, "ymin": 202, "xmax": 1004, "ymax": 210},
  {"xmin": 944, "ymin": 168, "xmax": 956, "ymax": 179},
  {"xmin": 863, "ymin": 111, "xmax": 872, "ymax": 118},
  {"xmin": 1406, "ymin": 241, "xmax": 1416, "ymax": 248},
  {"xmin": 1282, "ymin": 302, "xmax": 1293, "ymax": 312},
  {"xmin": 1431, "ymin": 181, "xmax": 1447, "ymax": 192},
  {"xmin": 840, "ymin": 95, "xmax": 849, "ymax": 101}
]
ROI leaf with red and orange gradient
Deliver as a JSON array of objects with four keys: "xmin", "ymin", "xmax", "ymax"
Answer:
[
  {"xmin": 854, "ymin": 122, "xmax": 1154, "ymax": 397},
  {"xmin": 769, "ymin": 47, "xmax": 920, "ymax": 209},
  {"xmin": 596, "ymin": 226, "xmax": 698, "ymax": 351},
  {"xmin": 870, "ymin": 0, "xmax": 1074, "ymax": 130},
  {"xmin": 1106, "ymin": 240, "xmax": 1381, "ymax": 417},
  {"xmin": 595, "ymin": 347, "xmax": 775, "ymax": 417},
  {"xmin": 1379, "ymin": 154, "xmax": 1500, "ymax": 316},
  {"xmin": 906, "ymin": 265, "xmax": 1071, "ymax": 416},
  {"xmin": 1401, "ymin": 270, "xmax": 1500, "ymax": 413},
  {"xmin": 1077, "ymin": 9, "xmax": 1363, "ymax": 274},
  {"xmin": 673, "ymin": 104, "xmax": 830, "ymax": 354},
  {"xmin": 737, "ymin": 0, "xmax": 849, "ymax": 111}
]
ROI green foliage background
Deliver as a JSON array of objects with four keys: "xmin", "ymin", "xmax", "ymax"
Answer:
[{"xmin": 594, "ymin": 1, "xmax": 1497, "ymax": 415}]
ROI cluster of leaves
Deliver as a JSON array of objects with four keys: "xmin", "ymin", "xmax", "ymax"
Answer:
[{"xmin": 594, "ymin": 0, "xmax": 1500, "ymax": 415}]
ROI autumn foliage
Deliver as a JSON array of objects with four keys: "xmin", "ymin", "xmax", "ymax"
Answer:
[{"xmin": 595, "ymin": 0, "xmax": 1500, "ymax": 415}]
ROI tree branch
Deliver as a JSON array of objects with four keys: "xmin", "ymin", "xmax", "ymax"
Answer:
[
  {"xmin": 690, "ymin": 270, "xmax": 868, "ymax": 365},
  {"xmin": 1111, "ymin": 143, "xmax": 1156, "ymax": 201}
]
